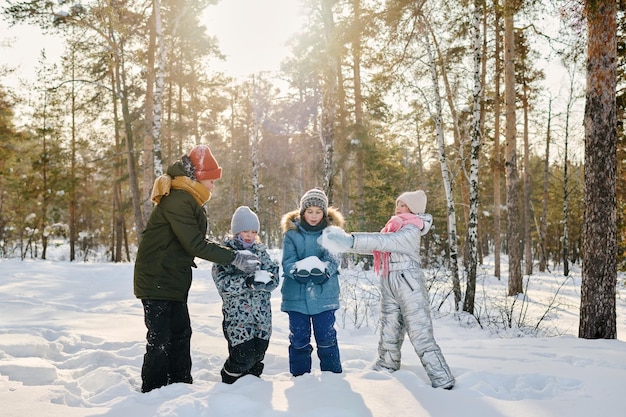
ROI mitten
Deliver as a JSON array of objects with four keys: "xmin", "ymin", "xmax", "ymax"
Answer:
[
  {"xmin": 309, "ymin": 268, "xmax": 330, "ymax": 285},
  {"xmin": 246, "ymin": 274, "xmax": 267, "ymax": 290},
  {"xmin": 232, "ymin": 250, "xmax": 260, "ymax": 274},
  {"xmin": 324, "ymin": 229, "xmax": 354, "ymax": 251},
  {"xmin": 293, "ymin": 269, "xmax": 311, "ymax": 284},
  {"xmin": 251, "ymin": 270, "xmax": 273, "ymax": 290}
]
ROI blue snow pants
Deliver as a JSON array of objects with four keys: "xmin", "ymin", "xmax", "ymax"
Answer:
[{"xmin": 287, "ymin": 310, "xmax": 342, "ymax": 376}]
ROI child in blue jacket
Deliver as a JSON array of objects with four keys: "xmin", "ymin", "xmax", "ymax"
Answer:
[
  {"xmin": 212, "ymin": 206, "xmax": 279, "ymax": 384},
  {"xmin": 280, "ymin": 188, "xmax": 345, "ymax": 376}
]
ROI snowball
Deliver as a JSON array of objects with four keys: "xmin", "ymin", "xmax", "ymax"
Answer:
[
  {"xmin": 318, "ymin": 226, "xmax": 350, "ymax": 254},
  {"xmin": 294, "ymin": 255, "xmax": 328, "ymax": 272},
  {"xmin": 254, "ymin": 270, "xmax": 272, "ymax": 283}
]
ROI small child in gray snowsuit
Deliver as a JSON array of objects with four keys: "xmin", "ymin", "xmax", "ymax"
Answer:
[{"xmin": 212, "ymin": 206, "xmax": 279, "ymax": 384}]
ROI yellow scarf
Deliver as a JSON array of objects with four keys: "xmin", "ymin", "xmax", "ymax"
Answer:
[{"xmin": 150, "ymin": 175, "xmax": 211, "ymax": 207}]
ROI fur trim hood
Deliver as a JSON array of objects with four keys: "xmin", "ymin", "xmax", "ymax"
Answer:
[{"xmin": 281, "ymin": 206, "xmax": 345, "ymax": 234}]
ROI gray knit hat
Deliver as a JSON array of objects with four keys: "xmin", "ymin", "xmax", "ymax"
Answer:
[
  {"xmin": 300, "ymin": 188, "xmax": 328, "ymax": 216},
  {"xmin": 231, "ymin": 206, "xmax": 260, "ymax": 235}
]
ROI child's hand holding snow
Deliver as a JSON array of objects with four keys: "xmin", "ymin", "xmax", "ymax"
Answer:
[
  {"xmin": 247, "ymin": 270, "xmax": 273, "ymax": 290},
  {"xmin": 294, "ymin": 255, "xmax": 327, "ymax": 273},
  {"xmin": 292, "ymin": 256, "xmax": 330, "ymax": 284},
  {"xmin": 319, "ymin": 226, "xmax": 353, "ymax": 253}
]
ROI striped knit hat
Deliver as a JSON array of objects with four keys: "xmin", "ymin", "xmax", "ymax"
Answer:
[{"xmin": 299, "ymin": 188, "xmax": 328, "ymax": 216}]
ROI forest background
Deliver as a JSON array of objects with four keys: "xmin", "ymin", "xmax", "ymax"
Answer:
[{"xmin": 0, "ymin": 1, "xmax": 622, "ymax": 334}]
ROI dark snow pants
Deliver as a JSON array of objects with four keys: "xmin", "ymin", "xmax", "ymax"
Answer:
[
  {"xmin": 141, "ymin": 299, "xmax": 193, "ymax": 393},
  {"xmin": 221, "ymin": 337, "xmax": 269, "ymax": 384},
  {"xmin": 287, "ymin": 310, "xmax": 342, "ymax": 376}
]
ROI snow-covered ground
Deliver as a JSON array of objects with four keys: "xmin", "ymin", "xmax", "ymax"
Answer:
[{"xmin": 0, "ymin": 247, "xmax": 625, "ymax": 417}]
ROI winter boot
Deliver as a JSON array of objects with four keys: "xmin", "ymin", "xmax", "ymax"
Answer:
[{"xmin": 221, "ymin": 367, "xmax": 243, "ymax": 384}]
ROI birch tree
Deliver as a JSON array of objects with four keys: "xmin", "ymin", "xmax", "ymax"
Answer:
[
  {"xmin": 319, "ymin": 0, "xmax": 339, "ymax": 200},
  {"xmin": 463, "ymin": 0, "xmax": 483, "ymax": 314},
  {"xmin": 538, "ymin": 98, "xmax": 551, "ymax": 272},
  {"xmin": 423, "ymin": 30, "xmax": 462, "ymax": 310},
  {"xmin": 140, "ymin": 0, "xmax": 168, "ymax": 224},
  {"xmin": 150, "ymin": 0, "xmax": 165, "ymax": 181},
  {"xmin": 252, "ymin": 74, "xmax": 261, "ymax": 212},
  {"xmin": 492, "ymin": 0, "xmax": 503, "ymax": 278},
  {"xmin": 522, "ymin": 67, "xmax": 532, "ymax": 276}
]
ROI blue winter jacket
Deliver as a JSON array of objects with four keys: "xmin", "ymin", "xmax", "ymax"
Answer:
[{"xmin": 280, "ymin": 207, "xmax": 344, "ymax": 315}]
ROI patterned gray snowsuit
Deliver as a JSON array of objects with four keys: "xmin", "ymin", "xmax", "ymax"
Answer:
[{"xmin": 212, "ymin": 238, "xmax": 279, "ymax": 383}]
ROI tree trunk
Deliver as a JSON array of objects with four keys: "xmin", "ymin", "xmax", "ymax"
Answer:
[
  {"xmin": 69, "ymin": 52, "xmax": 77, "ymax": 262},
  {"xmin": 40, "ymin": 90, "xmax": 49, "ymax": 260},
  {"xmin": 563, "ymin": 101, "xmax": 570, "ymax": 277},
  {"xmin": 562, "ymin": 64, "xmax": 580, "ymax": 276},
  {"xmin": 252, "ymin": 75, "xmax": 261, "ymax": 212},
  {"xmin": 463, "ymin": 0, "xmax": 483, "ymax": 314},
  {"xmin": 424, "ymin": 31, "xmax": 462, "ymax": 310},
  {"xmin": 320, "ymin": 0, "xmax": 338, "ymax": 201},
  {"xmin": 493, "ymin": 0, "xmax": 502, "ymax": 278},
  {"xmin": 115, "ymin": 44, "xmax": 145, "ymax": 240},
  {"xmin": 110, "ymin": 68, "xmax": 124, "ymax": 262},
  {"xmin": 522, "ymin": 79, "xmax": 532, "ymax": 276},
  {"xmin": 352, "ymin": 0, "xmax": 364, "ymax": 228},
  {"xmin": 579, "ymin": 1, "xmax": 617, "ymax": 339},
  {"xmin": 142, "ymin": 8, "xmax": 156, "ymax": 224},
  {"xmin": 504, "ymin": 1, "xmax": 522, "ymax": 296},
  {"xmin": 539, "ymin": 99, "xmax": 551, "ymax": 272},
  {"xmin": 431, "ymin": 27, "xmax": 470, "ymax": 232},
  {"xmin": 151, "ymin": 0, "xmax": 165, "ymax": 179}
]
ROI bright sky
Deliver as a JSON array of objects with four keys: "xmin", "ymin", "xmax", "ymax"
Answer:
[
  {"xmin": 202, "ymin": 0, "xmax": 306, "ymax": 78},
  {"xmin": 0, "ymin": 0, "xmax": 305, "ymax": 86},
  {"xmin": 0, "ymin": 22, "xmax": 59, "ymax": 87}
]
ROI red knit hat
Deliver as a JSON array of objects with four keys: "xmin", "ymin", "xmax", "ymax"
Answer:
[{"xmin": 188, "ymin": 145, "xmax": 222, "ymax": 180}]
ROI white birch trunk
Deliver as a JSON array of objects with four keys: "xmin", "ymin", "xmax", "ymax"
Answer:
[
  {"xmin": 152, "ymin": 0, "xmax": 165, "ymax": 177},
  {"xmin": 493, "ymin": 2, "xmax": 503, "ymax": 278},
  {"xmin": 320, "ymin": 0, "xmax": 337, "ymax": 199},
  {"xmin": 464, "ymin": 0, "xmax": 483, "ymax": 314},
  {"xmin": 423, "ymin": 32, "xmax": 462, "ymax": 310},
  {"xmin": 252, "ymin": 75, "xmax": 260, "ymax": 213},
  {"xmin": 539, "ymin": 99, "xmax": 551, "ymax": 272}
]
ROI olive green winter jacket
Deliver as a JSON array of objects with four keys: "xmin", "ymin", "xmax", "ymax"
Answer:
[{"xmin": 133, "ymin": 162, "xmax": 235, "ymax": 302}]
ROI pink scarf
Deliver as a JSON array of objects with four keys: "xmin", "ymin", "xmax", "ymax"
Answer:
[{"xmin": 373, "ymin": 213, "xmax": 424, "ymax": 278}]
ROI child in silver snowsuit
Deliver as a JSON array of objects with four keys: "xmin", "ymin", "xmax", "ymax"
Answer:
[{"xmin": 322, "ymin": 190, "xmax": 455, "ymax": 389}]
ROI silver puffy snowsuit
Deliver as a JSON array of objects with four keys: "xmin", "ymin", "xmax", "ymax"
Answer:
[{"xmin": 350, "ymin": 218, "xmax": 455, "ymax": 389}]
